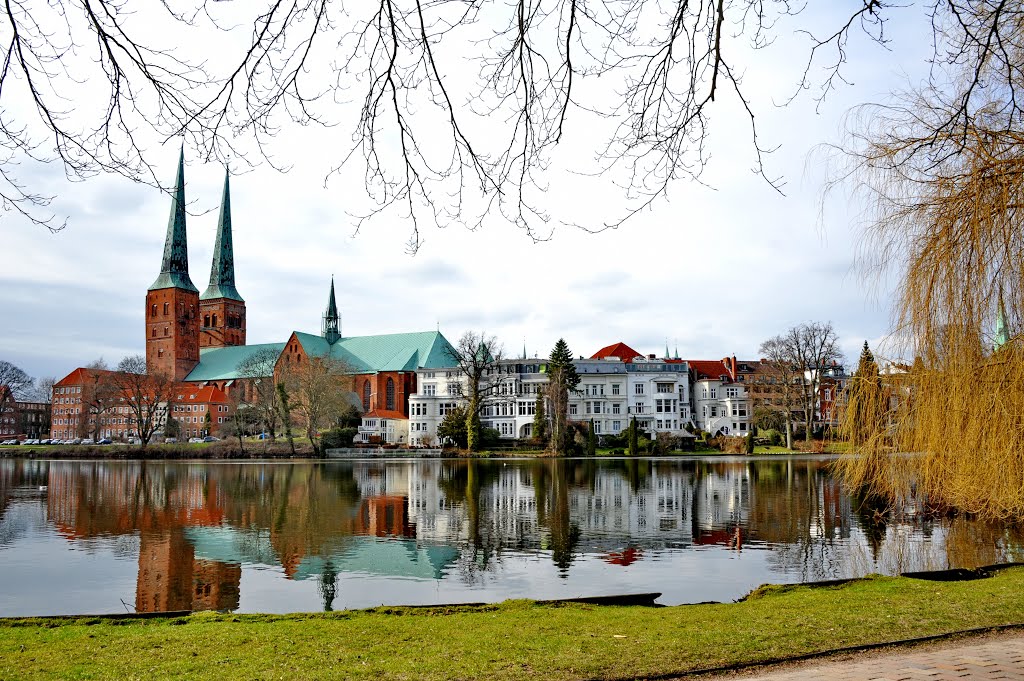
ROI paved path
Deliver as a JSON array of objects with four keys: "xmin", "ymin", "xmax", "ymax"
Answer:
[{"xmin": 707, "ymin": 631, "xmax": 1024, "ymax": 680}]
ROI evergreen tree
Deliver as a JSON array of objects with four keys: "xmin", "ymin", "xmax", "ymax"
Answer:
[
  {"xmin": 586, "ymin": 419, "xmax": 597, "ymax": 456},
  {"xmin": 547, "ymin": 339, "xmax": 580, "ymax": 455},
  {"xmin": 276, "ymin": 382, "xmax": 296, "ymax": 456},
  {"xmin": 203, "ymin": 410, "xmax": 212, "ymax": 437},
  {"xmin": 438, "ymin": 405, "xmax": 469, "ymax": 449},
  {"xmin": 840, "ymin": 341, "xmax": 886, "ymax": 450},
  {"xmin": 532, "ymin": 388, "xmax": 548, "ymax": 444},
  {"xmin": 745, "ymin": 428, "xmax": 755, "ymax": 454},
  {"xmin": 628, "ymin": 417, "xmax": 638, "ymax": 457}
]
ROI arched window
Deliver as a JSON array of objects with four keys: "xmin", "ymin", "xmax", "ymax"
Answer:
[
  {"xmin": 363, "ymin": 380, "xmax": 371, "ymax": 412},
  {"xmin": 163, "ymin": 302, "xmax": 169, "ymax": 315},
  {"xmin": 386, "ymin": 378, "xmax": 395, "ymax": 411},
  {"xmin": 212, "ymin": 314, "xmax": 218, "ymax": 327},
  {"xmin": 151, "ymin": 304, "xmax": 157, "ymax": 317},
  {"xmin": 204, "ymin": 315, "xmax": 210, "ymax": 328}
]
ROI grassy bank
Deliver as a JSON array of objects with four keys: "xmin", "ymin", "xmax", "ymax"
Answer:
[{"xmin": 3, "ymin": 569, "xmax": 1024, "ymax": 679}]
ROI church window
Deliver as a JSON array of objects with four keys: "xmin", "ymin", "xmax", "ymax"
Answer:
[
  {"xmin": 151, "ymin": 304, "xmax": 157, "ymax": 317},
  {"xmin": 204, "ymin": 315, "xmax": 210, "ymax": 328},
  {"xmin": 158, "ymin": 349, "xmax": 164, "ymax": 358},
  {"xmin": 163, "ymin": 302, "xmax": 169, "ymax": 315},
  {"xmin": 212, "ymin": 314, "xmax": 218, "ymax": 327},
  {"xmin": 363, "ymin": 381, "xmax": 371, "ymax": 412},
  {"xmin": 163, "ymin": 327, "xmax": 169, "ymax": 337},
  {"xmin": 151, "ymin": 329, "xmax": 156, "ymax": 338},
  {"xmin": 386, "ymin": 378, "xmax": 395, "ymax": 411}
]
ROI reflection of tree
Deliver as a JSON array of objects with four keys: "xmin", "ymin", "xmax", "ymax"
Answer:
[{"xmin": 319, "ymin": 560, "xmax": 339, "ymax": 612}]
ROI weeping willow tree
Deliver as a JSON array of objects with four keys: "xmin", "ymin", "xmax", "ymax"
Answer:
[{"xmin": 833, "ymin": 5, "xmax": 1024, "ymax": 518}]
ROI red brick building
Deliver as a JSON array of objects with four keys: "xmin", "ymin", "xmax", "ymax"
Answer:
[{"xmin": 1, "ymin": 386, "xmax": 50, "ymax": 440}]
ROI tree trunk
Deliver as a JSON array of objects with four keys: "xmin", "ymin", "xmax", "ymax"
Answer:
[{"xmin": 785, "ymin": 418, "xmax": 793, "ymax": 450}]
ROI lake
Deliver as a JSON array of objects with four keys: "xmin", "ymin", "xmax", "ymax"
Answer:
[{"xmin": 1, "ymin": 456, "xmax": 1020, "ymax": 617}]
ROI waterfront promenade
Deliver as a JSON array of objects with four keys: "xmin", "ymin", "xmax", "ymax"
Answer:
[{"xmin": 715, "ymin": 630, "xmax": 1024, "ymax": 680}]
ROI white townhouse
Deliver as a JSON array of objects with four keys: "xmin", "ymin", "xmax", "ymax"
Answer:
[
  {"xmin": 407, "ymin": 367, "xmax": 471, "ymax": 447},
  {"xmin": 624, "ymin": 355, "xmax": 692, "ymax": 435},
  {"xmin": 570, "ymin": 358, "xmax": 630, "ymax": 437},
  {"xmin": 689, "ymin": 357, "xmax": 753, "ymax": 436}
]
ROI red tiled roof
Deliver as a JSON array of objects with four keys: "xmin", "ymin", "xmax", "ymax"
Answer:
[
  {"xmin": 54, "ymin": 367, "xmax": 117, "ymax": 387},
  {"xmin": 688, "ymin": 360, "xmax": 731, "ymax": 381},
  {"xmin": 364, "ymin": 408, "xmax": 407, "ymax": 420},
  {"xmin": 172, "ymin": 385, "xmax": 230, "ymax": 404},
  {"xmin": 591, "ymin": 342, "xmax": 642, "ymax": 362}
]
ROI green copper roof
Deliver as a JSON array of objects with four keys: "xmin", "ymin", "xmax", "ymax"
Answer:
[
  {"xmin": 149, "ymin": 148, "xmax": 199, "ymax": 293},
  {"xmin": 323, "ymin": 278, "xmax": 340, "ymax": 344},
  {"xmin": 201, "ymin": 170, "xmax": 243, "ymax": 302},
  {"xmin": 293, "ymin": 330, "xmax": 456, "ymax": 373},
  {"xmin": 184, "ymin": 342, "xmax": 286, "ymax": 382}
]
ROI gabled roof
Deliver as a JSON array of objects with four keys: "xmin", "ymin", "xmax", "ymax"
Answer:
[
  {"xmin": 591, "ymin": 342, "xmax": 642, "ymax": 363},
  {"xmin": 688, "ymin": 360, "xmax": 731, "ymax": 381},
  {"xmin": 292, "ymin": 330, "xmax": 456, "ymax": 373},
  {"xmin": 185, "ymin": 342, "xmax": 287, "ymax": 382}
]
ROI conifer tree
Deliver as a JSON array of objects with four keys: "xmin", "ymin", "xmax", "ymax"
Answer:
[
  {"xmin": 532, "ymin": 388, "xmax": 548, "ymax": 445},
  {"xmin": 587, "ymin": 419, "xmax": 597, "ymax": 456},
  {"xmin": 547, "ymin": 339, "xmax": 580, "ymax": 455},
  {"xmin": 628, "ymin": 417, "xmax": 638, "ymax": 457},
  {"xmin": 840, "ymin": 341, "xmax": 885, "ymax": 451}
]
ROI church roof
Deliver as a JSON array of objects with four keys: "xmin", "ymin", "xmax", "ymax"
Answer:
[
  {"xmin": 149, "ymin": 148, "xmax": 199, "ymax": 293},
  {"xmin": 184, "ymin": 342, "xmax": 287, "ymax": 382},
  {"xmin": 292, "ymin": 330, "xmax": 456, "ymax": 373},
  {"xmin": 201, "ymin": 170, "xmax": 243, "ymax": 302}
]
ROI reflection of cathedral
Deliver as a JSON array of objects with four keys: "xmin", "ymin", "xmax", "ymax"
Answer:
[{"xmin": 136, "ymin": 529, "xmax": 241, "ymax": 613}]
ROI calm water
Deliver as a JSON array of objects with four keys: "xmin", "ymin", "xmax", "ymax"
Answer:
[{"xmin": 1, "ymin": 456, "xmax": 1021, "ymax": 617}]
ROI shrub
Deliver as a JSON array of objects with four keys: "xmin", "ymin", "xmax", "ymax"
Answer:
[{"xmin": 321, "ymin": 427, "xmax": 357, "ymax": 449}]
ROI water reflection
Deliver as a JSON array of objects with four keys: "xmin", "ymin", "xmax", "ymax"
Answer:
[{"xmin": 0, "ymin": 456, "xmax": 1022, "ymax": 616}]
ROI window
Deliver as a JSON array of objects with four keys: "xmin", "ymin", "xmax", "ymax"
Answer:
[
  {"xmin": 363, "ymin": 381, "xmax": 371, "ymax": 412},
  {"xmin": 423, "ymin": 383, "xmax": 436, "ymax": 396},
  {"xmin": 710, "ymin": 406, "xmax": 718, "ymax": 417},
  {"xmin": 710, "ymin": 388, "xmax": 717, "ymax": 398},
  {"xmin": 151, "ymin": 304, "xmax": 157, "ymax": 317},
  {"xmin": 725, "ymin": 387, "xmax": 739, "ymax": 398},
  {"xmin": 612, "ymin": 421, "xmax": 621, "ymax": 432},
  {"xmin": 439, "ymin": 403, "xmax": 458, "ymax": 416},
  {"xmin": 656, "ymin": 383, "xmax": 673, "ymax": 393},
  {"xmin": 446, "ymin": 382, "xmax": 461, "ymax": 396},
  {"xmin": 386, "ymin": 378, "xmax": 395, "ymax": 410},
  {"xmin": 594, "ymin": 422, "xmax": 602, "ymax": 434},
  {"xmin": 634, "ymin": 383, "xmax": 645, "ymax": 395},
  {"xmin": 163, "ymin": 302, "xmax": 169, "ymax": 315},
  {"xmin": 212, "ymin": 314, "xmax": 218, "ymax": 327},
  {"xmin": 612, "ymin": 403, "xmax": 621, "ymax": 415},
  {"xmin": 569, "ymin": 404, "xmax": 578, "ymax": 416},
  {"xmin": 701, "ymin": 387, "xmax": 708, "ymax": 399},
  {"xmin": 204, "ymin": 314, "xmax": 210, "ymax": 328},
  {"xmin": 612, "ymin": 384, "xmax": 621, "ymax": 395},
  {"xmin": 824, "ymin": 388, "xmax": 832, "ymax": 400},
  {"xmin": 423, "ymin": 372, "xmax": 435, "ymax": 379}
]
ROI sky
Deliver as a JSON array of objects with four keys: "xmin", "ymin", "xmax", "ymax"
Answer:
[{"xmin": 0, "ymin": 2, "xmax": 936, "ymax": 384}]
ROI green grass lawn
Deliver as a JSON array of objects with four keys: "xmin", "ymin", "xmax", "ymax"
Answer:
[{"xmin": 3, "ymin": 570, "xmax": 1024, "ymax": 680}]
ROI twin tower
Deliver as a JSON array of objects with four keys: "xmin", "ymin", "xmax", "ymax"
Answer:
[{"xmin": 145, "ymin": 151, "xmax": 246, "ymax": 381}]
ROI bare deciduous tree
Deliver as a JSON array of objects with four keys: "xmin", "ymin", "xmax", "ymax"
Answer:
[
  {"xmin": 0, "ymin": 361, "xmax": 33, "ymax": 398},
  {"xmin": 280, "ymin": 355, "xmax": 352, "ymax": 455},
  {"xmin": 236, "ymin": 347, "xmax": 283, "ymax": 442},
  {"xmin": 112, "ymin": 355, "xmax": 175, "ymax": 449},
  {"xmin": 447, "ymin": 331, "xmax": 503, "ymax": 452},
  {"xmin": 6, "ymin": 1, "xmax": 986, "ymax": 246}
]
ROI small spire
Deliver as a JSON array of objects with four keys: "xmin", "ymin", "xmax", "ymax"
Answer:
[
  {"xmin": 995, "ymin": 290, "xmax": 1011, "ymax": 351},
  {"xmin": 201, "ymin": 168, "xmax": 243, "ymax": 302},
  {"xmin": 674, "ymin": 343, "xmax": 679, "ymax": 360},
  {"xmin": 665, "ymin": 339, "xmax": 670, "ymax": 359},
  {"xmin": 323, "ymin": 277, "xmax": 341, "ymax": 344},
  {"xmin": 149, "ymin": 146, "xmax": 198, "ymax": 293},
  {"xmin": 523, "ymin": 339, "xmax": 527, "ymax": 360}
]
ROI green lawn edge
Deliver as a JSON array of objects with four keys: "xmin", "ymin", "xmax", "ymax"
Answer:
[{"xmin": 3, "ymin": 570, "xmax": 1024, "ymax": 680}]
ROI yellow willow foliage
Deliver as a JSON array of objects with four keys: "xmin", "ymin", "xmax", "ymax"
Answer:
[{"xmin": 834, "ymin": 120, "xmax": 1024, "ymax": 520}]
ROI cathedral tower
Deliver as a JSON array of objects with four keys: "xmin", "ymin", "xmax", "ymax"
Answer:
[
  {"xmin": 200, "ymin": 170, "xmax": 246, "ymax": 348},
  {"xmin": 146, "ymin": 149, "xmax": 200, "ymax": 381}
]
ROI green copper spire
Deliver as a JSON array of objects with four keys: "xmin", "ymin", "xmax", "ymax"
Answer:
[
  {"xmin": 201, "ymin": 170, "xmax": 243, "ymax": 302},
  {"xmin": 994, "ymin": 293, "xmax": 1011, "ymax": 351},
  {"xmin": 149, "ymin": 148, "xmax": 198, "ymax": 293},
  {"xmin": 665, "ymin": 340, "xmax": 670, "ymax": 359},
  {"xmin": 323, "ymin": 277, "xmax": 341, "ymax": 344}
]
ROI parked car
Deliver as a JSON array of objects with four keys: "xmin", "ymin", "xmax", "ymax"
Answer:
[
  {"xmin": 23, "ymin": 439, "xmax": 37, "ymax": 446},
  {"xmin": 39, "ymin": 439, "xmax": 50, "ymax": 445},
  {"xmin": 97, "ymin": 438, "xmax": 112, "ymax": 445},
  {"xmin": 70, "ymin": 438, "xmax": 82, "ymax": 445},
  {"xmin": 164, "ymin": 437, "xmax": 177, "ymax": 444},
  {"xmin": 80, "ymin": 438, "xmax": 95, "ymax": 445},
  {"xmin": 187, "ymin": 437, "xmax": 204, "ymax": 443},
  {"xmin": 202, "ymin": 436, "xmax": 220, "ymax": 443}
]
